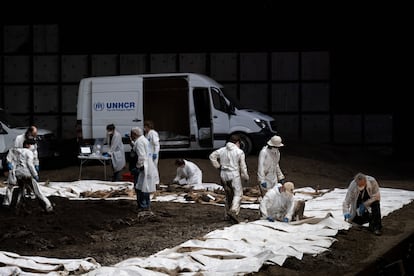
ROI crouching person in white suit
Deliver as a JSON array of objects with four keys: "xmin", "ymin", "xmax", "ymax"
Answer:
[
  {"xmin": 172, "ymin": 159, "xmax": 203, "ymax": 186},
  {"xmin": 3, "ymin": 139, "xmax": 53, "ymax": 214},
  {"xmin": 260, "ymin": 182, "xmax": 305, "ymax": 222}
]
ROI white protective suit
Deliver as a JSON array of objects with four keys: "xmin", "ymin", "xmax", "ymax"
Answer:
[
  {"xmin": 260, "ymin": 184, "xmax": 294, "ymax": 221},
  {"xmin": 173, "ymin": 159, "xmax": 203, "ymax": 185},
  {"xmin": 15, "ymin": 133, "xmax": 39, "ymax": 166},
  {"xmin": 133, "ymin": 135, "xmax": 156, "ymax": 193},
  {"xmin": 106, "ymin": 130, "xmax": 126, "ymax": 172},
  {"xmin": 257, "ymin": 145, "xmax": 285, "ymax": 190},
  {"xmin": 145, "ymin": 129, "xmax": 160, "ymax": 165},
  {"xmin": 3, "ymin": 147, "xmax": 52, "ymax": 211},
  {"xmin": 145, "ymin": 129, "xmax": 160, "ymax": 184},
  {"xmin": 209, "ymin": 142, "xmax": 249, "ymax": 216},
  {"xmin": 343, "ymin": 175, "xmax": 381, "ymax": 220}
]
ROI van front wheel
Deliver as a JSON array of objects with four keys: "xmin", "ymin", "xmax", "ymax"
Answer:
[{"xmin": 238, "ymin": 133, "xmax": 252, "ymax": 155}]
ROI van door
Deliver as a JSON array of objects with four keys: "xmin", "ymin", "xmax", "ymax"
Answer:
[
  {"xmin": 143, "ymin": 77, "xmax": 190, "ymax": 149},
  {"xmin": 193, "ymin": 87, "xmax": 213, "ymax": 147},
  {"xmin": 210, "ymin": 87, "xmax": 231, "ymax": 147},
  {"xmin": 91, "ymin": 77, "xmax": 143, "ymax": 139}
]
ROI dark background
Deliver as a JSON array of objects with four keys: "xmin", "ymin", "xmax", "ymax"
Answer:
[{"xmin": 4, "ymin": 4, "xmax": 407, "ymax": 108}]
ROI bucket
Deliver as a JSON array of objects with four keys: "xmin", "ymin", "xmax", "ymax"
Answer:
[{"xmin": 122, "ymin": 172, "xmax": 134, "ymax": 182}]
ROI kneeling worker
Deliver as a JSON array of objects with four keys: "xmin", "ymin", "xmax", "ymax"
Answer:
[
  {"xmin": 343, "ymin": 172, "xmax": 382, "ymax": 235},
  {"xmin": 260, "ymin": 181, "xmax": 305, "ymax": 222},
  {"xmin": 172, "ymin": 159, "xmax": 203, "ymax": 186}
]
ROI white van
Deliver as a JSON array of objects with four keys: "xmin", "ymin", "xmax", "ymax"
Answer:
[{"xmin": 76, "ymin": 73, "xmax": 278, "ymax": 155}]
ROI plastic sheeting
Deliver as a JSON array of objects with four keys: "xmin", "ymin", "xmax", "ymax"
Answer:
[
  {"xmin": 1, "ymin": 182, "xmax": 414, "ymax": 275},
  {"xmin": 0, "ymin": 180, "xmax": 222, "ymax": 202},
  {"xmin": 0, "ymin": 251, "xmax": 100, "ymax": 275}
]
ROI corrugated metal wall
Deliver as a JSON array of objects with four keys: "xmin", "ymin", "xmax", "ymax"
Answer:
[{"xmin": 0, "ymin": 24, "xmax": 392, "ymax": 147}]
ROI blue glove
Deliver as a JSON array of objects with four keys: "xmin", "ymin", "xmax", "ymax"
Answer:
[
  {"xmin": 344, "ymin": 213, "xmax": 351, "ymax": 221},
  {"xmin": 267, "ymin": 216, "xmax": 274, "ymax": 222},
  {"xmin": 34, "ymin": 175, "xmax": 39, "ymax": 182},
  {"xmin": 102, "ymin": 152, "xmax": 110, "ymax": 157},
  {"xmin": 7, "ymin": 162, "xmax": 13, "ymax": 171},
  {"xmin": 35, "ymin": 165, "xmax": 40, "ymax": 172},
  {"xmin": 283, "ymin": 217, "xmax": 289, "ymax": 223},
  {"xmin": 152, "ymin": 153, "xmax": 158, "ymax": 160},
  {"xmin": 358, "ymin": 204, "xmax": 366, "ymax": 215},
  {"xmin": 260, "ymin": 182, "xmax": 267, "ymax": 188},
  {"xmin": 279, "ymin": 178, "xmax": 286, "ymax": 184}
]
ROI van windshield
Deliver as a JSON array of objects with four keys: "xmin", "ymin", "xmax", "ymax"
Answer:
[{"xmin": 220, "ymin": 88, "xmax": 242, "ymax": 109}]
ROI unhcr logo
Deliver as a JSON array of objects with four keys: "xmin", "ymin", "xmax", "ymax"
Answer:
[
  {"xmin": 93, "ymin": 102, "xmax": 105, "ymax": 111},
  {"xmin": 93, "ymin": 101, "xmax": 136, "ymax": 111}
]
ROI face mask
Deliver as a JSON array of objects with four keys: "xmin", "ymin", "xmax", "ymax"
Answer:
[
  {"xmin": 29, "ymin": 145, "xmax": 35, "ymax": 151},
  {"xmin": 270, "ymin": 148, "xmax": 278, "ymax": 153},
  {"xmin": 107, "ymin": 131, "xmax": 113, "ymax": 135}
]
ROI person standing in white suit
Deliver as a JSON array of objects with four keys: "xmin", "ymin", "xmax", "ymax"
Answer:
[
  {"xmin": 130, "ymin": 127, "xmax": 156, "ymax": 212},
  {"xmin": 104, "ymin": 124, "xmax": 126, "ymax": 182},
  {"xmin": 257, "ymin": 135, "xmax": 286, "ymax": 195},
  {"xmin": 209, "ymin": 134, "xmax": 249, "ymax": 223},
  {"xmin": 144, "ymin": 120, "xmax": 160, "ymax": 184},
  {"xmin": 15, "ymin": 126, "xmax": 39, "ymax": 175}
]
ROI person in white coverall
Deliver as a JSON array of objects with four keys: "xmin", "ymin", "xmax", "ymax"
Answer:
[
  {"xmin": 209, "ymin": 134, "xmax": 249, "ymax": 223},
  {"xmin": 104, "ymin": 124, "xmax": 126, "ymax": 181},
  {"xmin": 144, "ymin": 120, "xmax": 160, "ymax": 184},
  {"xmin": 172, "ymin": 159, "xmax": 203, "ymax": 186},
  {"xmin": 14, "ymin": 126, "xmax": 39, "ymax": 175},
  {"xmin": 257, "ymin": 135, "xmax": 285, "ymax": 195},
  {"xmin": 343, "ymin": 172, "xmax": 382, "ymax": 235},
  {"xmin": 260, "ymin": 181, "xmax": 300, "ymax": 222},
  {"xmin": 3, "ymin": 139, "xmax": 53, "ymax": 213},
  {"xmin": 130, "ymin": 127, "xmax": 156, "ymax": 212}
]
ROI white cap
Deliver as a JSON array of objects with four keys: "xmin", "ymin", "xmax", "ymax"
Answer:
[{"xmin": 283, "ymin": 181, "xmax": 294, "ymax": 195}]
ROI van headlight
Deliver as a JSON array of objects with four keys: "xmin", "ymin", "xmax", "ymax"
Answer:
[{"xmin": 254, "ymin": 119, "xmax": 268, "ymax": 129}]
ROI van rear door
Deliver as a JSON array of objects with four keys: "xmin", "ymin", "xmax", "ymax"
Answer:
[
  {"xmin": 91, "ymin": 77, "xmax": 143, "ymax": 139},
  {"xmin": 143, "ymin": 77, "xmax": 191, "ymax": 149}
]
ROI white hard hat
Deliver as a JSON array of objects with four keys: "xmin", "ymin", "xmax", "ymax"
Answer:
[{"xmin": 267, "ymin": 135, "xmax": 284, "ymax": 147}]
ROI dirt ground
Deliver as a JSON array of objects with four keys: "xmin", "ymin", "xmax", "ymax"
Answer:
[{"xmin": 1, "ymin": 142, "xmax": 414, "ymax": 275}]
